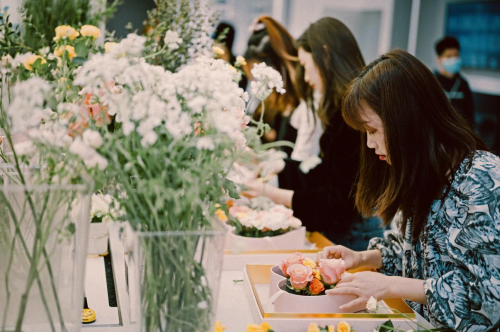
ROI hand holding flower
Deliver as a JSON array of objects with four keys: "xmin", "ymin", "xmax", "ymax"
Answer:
[{"xmin": 326, "ymin": 271, "xmax": 394, "ymax": 311}]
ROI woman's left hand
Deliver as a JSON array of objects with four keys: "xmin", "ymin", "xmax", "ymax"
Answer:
[{"xmin": 326, "ymin": 271, "xmax": 393, "ymax": 310}]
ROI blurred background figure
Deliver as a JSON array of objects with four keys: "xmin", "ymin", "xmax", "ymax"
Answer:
[
  {"xmin": 243, "ymin": 16, "xmax": 301, "ymax": 156},
  {"xmin": 434, "ymin": 36, "xmax": 475, "ymax": 127},
  {"xmin": 213, "ymin": 22, "xmax": 248, "ymax": 90}
]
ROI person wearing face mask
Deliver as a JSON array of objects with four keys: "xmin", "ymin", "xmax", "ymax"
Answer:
[
  {"xmin": 243, "ymin": 18, "xmax": 383, "ymax": 250},
  {"xmin": 434, "ymin": 36, "xmax": 475, "ymax": 127}
]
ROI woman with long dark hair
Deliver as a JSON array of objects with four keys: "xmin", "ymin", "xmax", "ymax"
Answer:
[
  {"xmin": 244, "ymin": 17, "xmax": 383, "ymax": 250},
  {"xmin": 323, "ymin": 49, "xmax": 500, "ymax": 331},
  {"xmin": 243, "ymin": 16, "xmax": 302, "ymax": 155}
]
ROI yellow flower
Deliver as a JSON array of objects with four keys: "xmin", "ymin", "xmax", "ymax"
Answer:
[
  {"xmin": 308, "ymin": 323, "xmax": 320, "ymax": 332},
  {"xmin": 212, "ymin": 45, "xmax": 225, "ymax": 55},
  {"xmin": 80, "ymin": 25, "xmax": 101, "ymax": 39},
  {"xmin": 313, "ymin": 269, "xmax": 321, "ymax": 280},
  {"xmin": 24, "ymin": 55, "xmax": 46, "ymax": 70},
  {"xmin": 235, "ymin": 212, "xmax": 249, "ymax": 220},
  {"xmin": 214, "ymin": 320, "xmax": 226, "ymax": 332},
  {"xmin": 337, "ymin": 321, "xmax": 351, "ymax": 332},
  {"xmin": 328, "ymin": 326, "xmax": 334, "ymax": 332},
  {"xmin": 246, "ymin": 322, "xmax": 273, "ymax": 332},
  {"xmin": 236, "ymin": 55, "xmax": 247, "ymax": 66},
  {"xmin": 104, "ymin": 42, "xmax": 120, "ymax": 53},
  {"xmin": 54, "ymin": 45, "xmax": 76, "ymax": 60},
  {"xmin": 54, "ymin": 25, "xmax": 79, "ymax": 41},
  {"xmin": 215, "ymin": 209, "xmax": 228, "ymax": 222},
  {"xmin": 303, "ymin": 258, "xmax": 317, "ymax": 269}
]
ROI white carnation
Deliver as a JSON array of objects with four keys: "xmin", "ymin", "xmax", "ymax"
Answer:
[
  {"xmin": 82, "ymin": 130, "xmax": 104, "ymax": 148},
  {"xmin": 196, "ymin": 137, "xmax": 215, "ymax": 150},
  {"xmin": 14, "ymin": 141, "xmax": 37, "ymax": 156},
  {"xmin": 164, "ymin": 30, "xmax": 183, "ymax": 50},
  {"xmin": 261, "ymin": 211, "xmax": 289, "ymax": 231},
  {"xmin": 299, "ymin": 155, "xmax": 322, "ymax": 174},
  {"xmin": 366, "ymin": 296, "xmax": 378, "ymax": 312}
]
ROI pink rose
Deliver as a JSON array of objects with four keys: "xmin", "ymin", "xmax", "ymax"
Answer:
[
  {"xmin": 319, "ymin": 259, "xmax": 346, "ymax": 285},
  {"xmin": 279, "ymin": 252, "xmax": 305, "ymax": 277},
  {"xmin": 287, "ymin": 264, "xmax": 313, "ymax": 290}
]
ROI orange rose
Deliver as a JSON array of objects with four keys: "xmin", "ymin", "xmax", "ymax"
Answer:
[{"xmin": 308, "ymin": 278, "xmax": 324, "ymax": 295}]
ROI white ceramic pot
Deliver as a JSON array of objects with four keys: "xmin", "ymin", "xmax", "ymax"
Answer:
[
  {"xmin": 269, "ymin": 265, "xmax": 286, "ymax": 298},
  {"xmin": 87, "ymin": 222, "xmax": 109, "ymax": 256},
  {"xmin": 225, "ymin": 226, "xmax": 306, "ymax": 252},
  {"xmin": 272, "ymin": 279, "xmax": 365, "ymax": 313}
]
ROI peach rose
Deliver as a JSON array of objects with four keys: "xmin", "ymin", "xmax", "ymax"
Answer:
[
  {"xmin": 319, "ymin": 259, "xmax": 346, "ymax": 285},
  {"xmin": 279, "ymin": 252, "xmax": 305, "ymax": 277},
  {"xmin": 80, "ymin": 25, "xmax": 101, "ymax": 39},
  {"xmin": 337, "ymin": 321, "xmax": 351, "ymax": 332},
  {"xmin": 308, "ymin": 278, "xmax": 325, "ymax": 295},
  {"xmin": 54, "ymin": 25, "xmax": 79, "ymax": 41},
  {"xmin": 287, "ymin": 264, "xmax": 313, "ymax": 290}
]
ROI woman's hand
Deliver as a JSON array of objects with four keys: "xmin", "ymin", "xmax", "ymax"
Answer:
[
  {"xmin": 322, "ymin": 246, "xmax": 383, "ymax": 271},
  {"xmin": 241, "ymin": 180, "xmax": 293, "ymax": 207},
  {"xmin": 322, "ymin": 245, "xmax": 363, "ymax": 271},
  {"xmin": 326, "ymin": 271, "xmax": 393, "ymax": 310}
]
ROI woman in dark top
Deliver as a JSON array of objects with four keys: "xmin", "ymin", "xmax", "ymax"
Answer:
[{"xmin": 244, "ymin": 17, "xmax": 382, "ymax": 250}]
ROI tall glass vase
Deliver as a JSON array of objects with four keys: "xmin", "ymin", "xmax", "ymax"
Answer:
[
  {"xmin": 132, "ymin": 221, "xmax": 226, "ymax": 332},
  {"xmin": 0, "ymin": 184, "xmax": 91, "ymax": 332}
]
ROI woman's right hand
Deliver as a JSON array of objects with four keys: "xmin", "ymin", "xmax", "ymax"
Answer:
[{"xmin": 322, "ymin": 245, "xmax": 363, "ymax": 271}]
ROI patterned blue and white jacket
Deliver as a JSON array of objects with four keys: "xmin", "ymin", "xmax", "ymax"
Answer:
[{"xmin": 369, "ymin": 150, "xmax": 500, "ymax": 332}]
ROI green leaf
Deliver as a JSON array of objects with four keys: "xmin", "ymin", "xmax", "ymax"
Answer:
[
  {"xmin": 223, "ymin": 178, "xmax": 240, "ymax": 199},
  {"xmin": 66, "ymin": 222, "xmax": 76, "ymax": 235},
  {"xmin": 71, "ymin": 56, "xmax": 87, "ymax": 65},
  {"xmin": 378, "ymin": 320, "xmax": 394, "ymax": 332},
  {"xmin": 75, "ymin": 39, "xmax": 89, "ymax": 58}
]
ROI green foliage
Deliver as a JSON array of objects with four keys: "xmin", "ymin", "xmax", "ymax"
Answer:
[
  {"xmin": 21, "ymin": 0, "xmax": 120, "ymax": 50},
  {"xmin": 143, "ymin": 0, "xmax": 218, "ymax": 72}
]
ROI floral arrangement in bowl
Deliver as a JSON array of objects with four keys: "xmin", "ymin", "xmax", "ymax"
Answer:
[
  {"xmin": 279, "ymin": 252, "xmax": 346, "ymax": 296},
  {"xmin": 225, "ymin": 197, "xmax": 302, "ymax": 238}
]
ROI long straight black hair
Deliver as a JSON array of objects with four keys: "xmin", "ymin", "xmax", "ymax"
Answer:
[
  {"xmin": 297, "ymin": 17, "xmax": 365, "ymax": 129},
  {"xmin": 342, "ymin": 49, "xmax": 488, "ymax": 241}
]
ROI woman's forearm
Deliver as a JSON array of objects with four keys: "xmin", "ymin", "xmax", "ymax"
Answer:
[
  {"xmin": 267, "ymin": 186, "xmax": 293, "ymax": 207},
  {"xmin": 387, "ymin": 276, "xmax": 427, "ymax": 304},
  {"xmin": 359, "ymin": 249, "xmax": 383, "ymax": 270}
]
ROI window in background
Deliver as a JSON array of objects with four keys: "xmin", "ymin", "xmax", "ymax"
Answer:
[{"xmin": 446, "ymin": 1, "xmax": 500, "ymax": 71}]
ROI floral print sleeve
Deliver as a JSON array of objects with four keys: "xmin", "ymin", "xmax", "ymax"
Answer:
[
  {"xmin": 367, "ymin": 231, "xmax": 404, "ymax": 277},
  {"xmin": 422, "ymin": 151, "xmax": 500, "ymax": 331}
]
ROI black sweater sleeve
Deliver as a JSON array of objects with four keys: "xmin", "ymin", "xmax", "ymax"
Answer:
[{"xmin": 279, "ymin": 112, "xmax": 361, "ymax": 234}]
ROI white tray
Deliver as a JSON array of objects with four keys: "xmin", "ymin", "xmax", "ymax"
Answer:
[{"xmin": 243, "ymin": 265, "xmax": 419, "ymax": 332}]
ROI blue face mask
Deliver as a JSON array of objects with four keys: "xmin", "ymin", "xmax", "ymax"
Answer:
[{"xmin": 442, "ymin": 57, "xmax": 462, "ymax": 75}]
